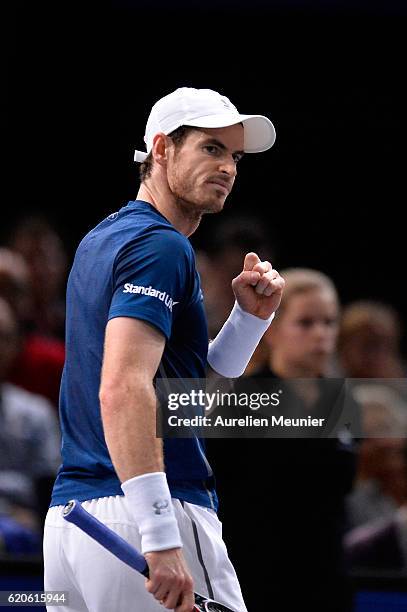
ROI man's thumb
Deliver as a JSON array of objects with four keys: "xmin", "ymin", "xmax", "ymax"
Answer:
[{"xmin": 243, "ymin": 252, "xmax": 261, "ymax": 271}]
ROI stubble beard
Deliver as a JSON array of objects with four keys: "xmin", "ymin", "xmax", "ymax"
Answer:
[{"xmin": 172, "ymin": 180, "xmax": 225, "ymax": 222}]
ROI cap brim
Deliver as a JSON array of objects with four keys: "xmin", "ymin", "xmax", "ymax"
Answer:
[
  {"xmin": 183, "ymin": 113, "xmax": 276, "ymax": 153},
  {"xmin": 240, "ymin": 114, "xmax": 276, "ymax": 153}
]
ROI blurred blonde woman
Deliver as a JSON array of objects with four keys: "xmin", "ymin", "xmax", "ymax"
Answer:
[{"xmin": 262, "ymin": 267, "xmax": 339, "ymax": 378}]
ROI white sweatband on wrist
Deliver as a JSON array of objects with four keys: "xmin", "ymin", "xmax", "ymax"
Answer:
[
  {"xmin": 207, "ymin": 301, "xmax": 274, "ymax": 378},
  {"xmin": 121, "ymin": 471, "xmax": 182, "ymax": 554}
]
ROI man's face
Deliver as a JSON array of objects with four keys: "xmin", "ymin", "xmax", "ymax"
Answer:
[{"xmin": 166, "ymin": 124, "xmax": 244, "ymax": 215}]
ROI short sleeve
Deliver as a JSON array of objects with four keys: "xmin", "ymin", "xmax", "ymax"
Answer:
[{"xmin": 108, "ymin": 228, "xmax": 192, "ymax": 340}]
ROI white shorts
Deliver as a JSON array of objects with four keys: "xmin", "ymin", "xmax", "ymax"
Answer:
[{"xmin": 43, "ymin": 496, "xmax": 247, "ymax": 612}]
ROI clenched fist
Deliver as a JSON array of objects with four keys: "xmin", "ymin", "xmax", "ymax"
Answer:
[{"xmin": 232, "ymin": 252, "xmax": 285, "ymax": 320}]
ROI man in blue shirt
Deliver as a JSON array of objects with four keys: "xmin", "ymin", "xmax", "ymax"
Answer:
[{"xmin": 44, "ymin": 87, "xmax": 284, "ymax": 612}]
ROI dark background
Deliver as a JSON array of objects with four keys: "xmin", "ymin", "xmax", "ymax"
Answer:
[{"xmin": 3, "ymin": 1, "xmax": 406, "ymax": 327}]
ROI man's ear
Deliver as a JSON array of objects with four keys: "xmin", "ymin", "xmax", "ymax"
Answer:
[{"xmin": 151, "ymin": 133, "xmax": 170, "ymax": 167}]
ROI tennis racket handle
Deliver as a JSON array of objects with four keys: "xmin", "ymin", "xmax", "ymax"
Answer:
[{"xmin": 63, "ymin": 499, "xmax": 149, "ymax": 577}]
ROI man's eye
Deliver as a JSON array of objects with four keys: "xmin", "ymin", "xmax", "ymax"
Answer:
[{"xmin": 204, "ymin": 145, "xmax": 219, "ymax": 155}]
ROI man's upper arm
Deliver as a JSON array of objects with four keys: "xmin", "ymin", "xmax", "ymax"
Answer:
[
  {"xmin": 108, "ymin": 229, "xmax": 192, "ymax": 341},
  {"xmin": 101, "ymin": 317, "xmax": 166, "ymax": 391}
]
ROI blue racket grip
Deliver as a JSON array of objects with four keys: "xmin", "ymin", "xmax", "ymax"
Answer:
[{"xmin": 63, "ymin": 499, "xmax": 149, "ymax": 577}]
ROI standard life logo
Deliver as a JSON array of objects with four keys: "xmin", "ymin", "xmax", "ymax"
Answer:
[{"xmin": 123, "ymin": 283, "xmax": 179, "ymax": 312}]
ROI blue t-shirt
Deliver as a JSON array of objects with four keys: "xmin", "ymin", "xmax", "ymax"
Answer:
[{"xmin": 51, "ymin": 200, "xmax": 218, "ymax": 511}]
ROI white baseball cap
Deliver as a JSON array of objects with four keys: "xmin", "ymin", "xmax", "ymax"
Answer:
[{"xmin": 134, "ymin": 87, "xmax": 276, "ymax": 163}]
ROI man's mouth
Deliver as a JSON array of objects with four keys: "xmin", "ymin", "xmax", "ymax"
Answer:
[{"xmin": 207, "ymin": 180, "xmax": 230, "ymax": 194}]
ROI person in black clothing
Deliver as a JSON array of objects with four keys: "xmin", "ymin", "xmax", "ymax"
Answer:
[{"xmin": 208, "ymin": 268, "xmax": 358, "ymax": 611}]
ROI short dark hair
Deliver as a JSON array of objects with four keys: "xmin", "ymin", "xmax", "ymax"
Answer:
[{"xmin": 138, "ymin": 125, "xmax": 201, "ymax": 182}]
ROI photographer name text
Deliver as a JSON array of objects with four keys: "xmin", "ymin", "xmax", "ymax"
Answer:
[{"xmin": 167, "ymin": 415, "xmax": 326, "ymax": 428}]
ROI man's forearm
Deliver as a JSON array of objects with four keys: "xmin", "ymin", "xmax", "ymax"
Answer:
[
  {"xmin": 100, "ymin": 378, "xmax": 163, "ymax": 482},
  {"xmin": 207, "ymin": 301, "xmax": 274, "ymax": 378},
  {"xmin": 100, "ymin": 379, "xmax": 182, "ymax": 554}
]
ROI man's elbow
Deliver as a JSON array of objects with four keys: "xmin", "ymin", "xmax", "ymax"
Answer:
[
  {"xmin": 99, "ymin": 375, "xmax": 152, "ymax": 413},
  {"xmin": 99, "ymin": 384, "xmax": 120, "ymax": 412}
]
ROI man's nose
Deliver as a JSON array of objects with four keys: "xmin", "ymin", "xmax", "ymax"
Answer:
[{"xmin": 219, "ymin": 156, "xmax": 237, "ymax": 177}]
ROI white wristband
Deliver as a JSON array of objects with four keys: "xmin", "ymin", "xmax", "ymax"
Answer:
[
  {"xmin": 207, "ymin": 301, "xmax": 274, "ymax": 378},
  {"xmin": 121, "ymin": 472, "xmax": 182, "ymax": 554}
]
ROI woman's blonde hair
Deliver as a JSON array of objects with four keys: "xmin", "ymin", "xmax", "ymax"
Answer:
[{"xmin": 276, "ymin": 268, "xmax": 339, "ymax": 318}]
